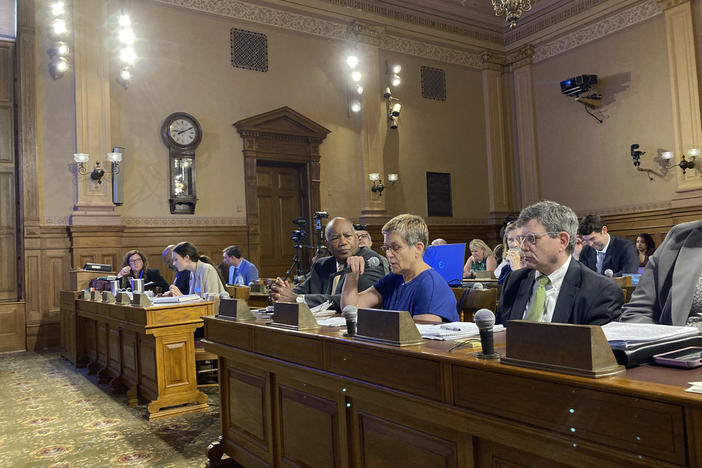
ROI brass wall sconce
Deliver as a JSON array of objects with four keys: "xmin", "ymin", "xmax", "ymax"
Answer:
[
  {"xmin": 630, "ymin": 144, "xmax": 698, "ymax": 180},
  {"xmin": 369, "ymin": 172, "xmax": 398, "ymax": 196},
  {"xmin": 73, "ymin": 152, "xmax": 122, "ymax": 184}
]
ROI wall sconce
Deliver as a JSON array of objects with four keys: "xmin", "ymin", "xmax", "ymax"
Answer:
[
  {"xmin": 369, "ymin": 173, "xmax": 399, "ymax": 196},
  {"xmin": 115, "ymin": 11, "xmax": 136, "ymax": 89},
  {"xmin": 48, "ymin": 2, "xmax": 71, "ymax": 80},
  {"xmin": 345, "ymin": 52, "xmax": 363, "ymax": 114},
  {"xmin": 630, "ymin": 143, "xmax": 698, "ymax": 180},
  {"xmin": 107, "ymin": 152, "xmax": 123, "ymax": 175},
  {"xmin": 661, "ymin": 148, "xmax": 697, "ymax": 174},
  {"xmin": 73, "ymin": 153, "xmax": 89, "ymax": 175}
]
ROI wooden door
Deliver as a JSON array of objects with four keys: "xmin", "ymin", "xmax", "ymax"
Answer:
[
  {"xmin": 0, "ymin": 41, "xmax": 24, "ymax": 351},
  {"xmin": 257, "ymin": 164, "xmax": 308, "ymax": 277}
]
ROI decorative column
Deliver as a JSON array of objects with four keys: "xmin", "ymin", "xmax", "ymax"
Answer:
[
  {"xmin": 481, "ymin": 52, "xmax": 516, "ymax": 223},
  {"xmin": 352, "ymin": 23, "xmax": 388, "ymax": 225},
  {"xmin": 69, "ymin": 0, "xmax": 120, "ymax": 225},
  {"xmin": 509, "ymin": 46, "xmax": 541, "ymax": 208},
  {"xmin": 658, "ymin": 0, "xmax": 702, "ymax": 208}
]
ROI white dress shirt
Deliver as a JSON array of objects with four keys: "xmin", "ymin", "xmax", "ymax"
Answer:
[
  {"xmin": 596, "ymin": 235, "xmax": 611, "ymax": 274},
  {"xmin": 522, "ymin": 257, "xmax": 572, "ymax": 322}
]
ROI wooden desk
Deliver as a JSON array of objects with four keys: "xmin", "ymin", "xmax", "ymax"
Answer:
[
  {"xmin": 203, "ymin": 318, "xmax": 702, "ymax": 467},
  {"xmin": 64, "ymin": 294, "xmax": 214, "ymax": 418}
]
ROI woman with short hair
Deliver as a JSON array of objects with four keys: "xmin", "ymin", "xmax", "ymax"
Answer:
[
  {"xmin": 341, "ymin": 214, "xmax": 458, "ymax": 323},
  {"xmin": 117, "ymin": 249, "xmax": 169, "ymax": 292}
]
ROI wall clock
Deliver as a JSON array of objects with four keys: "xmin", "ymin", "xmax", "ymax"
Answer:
[{"xmin": 161, "ymin": 112, "xmax": 202, "ymax": 214}]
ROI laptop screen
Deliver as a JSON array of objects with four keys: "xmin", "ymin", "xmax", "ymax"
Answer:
[{"xmin": 423, "ymin": 243, "xmax": 466, "ymax": 286}]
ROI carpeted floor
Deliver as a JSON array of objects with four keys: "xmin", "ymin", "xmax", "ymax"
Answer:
[{"xmin": 0, "ymin": 351, "xmax": 228, "ymax": 467}]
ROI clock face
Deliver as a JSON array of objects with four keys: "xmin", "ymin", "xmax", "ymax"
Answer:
[{"xmin": 168, "ymin": 118, "xmax": 198, "ymax": 146}]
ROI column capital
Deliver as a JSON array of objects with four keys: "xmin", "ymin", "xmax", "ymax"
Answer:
[
  {"xmin": 508, "ymin": 46, "xmax": 535, "ymax": 69},
  {"xmin": 480, "ymin": 51, "xmax": 507, "ymax": 72},
  {"xmin": 657, "ymin": 0, "xmax": 690, "ymax": 11}
]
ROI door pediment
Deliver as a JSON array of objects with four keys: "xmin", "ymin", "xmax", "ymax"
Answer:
[{"xmin": 234, "ymin": 106, "xmax": 330, "ymax": 141}]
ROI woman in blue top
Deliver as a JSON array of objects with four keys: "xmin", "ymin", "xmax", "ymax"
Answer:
[{"xmin": 341, "ymin": 214, "xmax": 459, "ymax": 323}]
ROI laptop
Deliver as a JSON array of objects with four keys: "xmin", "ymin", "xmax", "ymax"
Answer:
[{"xmin": 423, "ymin": 243, "xmax": 465, "ymax": 286}]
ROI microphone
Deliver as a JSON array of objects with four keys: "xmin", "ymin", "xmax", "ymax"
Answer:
[
  {"xmin": 474, "ymin": 309, "xmax": 500, "ymax": 359},
  {"xmin": 604, "ymin": 269, "xmax": 613, "ymax": 278},
  {"xmin": 341, "ymin": 256, "xmax": 381, "ymax": 273},
  {"xmin": 471, "ymin": 282, "xmax": 484, "ymax": 290},
  {"xmin": 342, "ymin": 305, "xmax": 357, "ymax": 337}
]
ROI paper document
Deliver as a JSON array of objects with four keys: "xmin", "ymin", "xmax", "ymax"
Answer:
[
  {"xmin": 310, "ymin": 301, "xmax": 335, "ymax": 317},
  {"xmin": 151, "ymin": 294, "xmax": 203, "ymax": 304},
  {"xmin": 601, "ymin": 322, "xmax": 699, "ymax": 349},
  {"xmin": 417, "ymin": 322, "xmax": 505, "ymax": 341},
  {"xmin": 317, "ymin": 317, "xmax": 346, "ymax": 327}
]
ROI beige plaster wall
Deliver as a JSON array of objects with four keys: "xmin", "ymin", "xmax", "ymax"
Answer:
[
  {"xmin": 36, "ymin": 2, "xmax": 489, "ymax": 223},
  {"xmin": 532, "ymin": 15, "xmax": 676, "ymax": 214},
  {"xmin": 379, "ymin": 50, "xmax": 488, "ymax": 221}
]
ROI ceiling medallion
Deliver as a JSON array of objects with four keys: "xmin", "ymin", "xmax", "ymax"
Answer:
[{"xmin": 492, "ymin": 0, "xmax": 532, "ymax": 28}]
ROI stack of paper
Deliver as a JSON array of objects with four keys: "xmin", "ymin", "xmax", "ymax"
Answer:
[
  {"xmin": 686, "ymin": 382, "xmax": 702, "ymax": 394},
  {"xmin": 317, "ymin": 317, "xmax": 346, "ymax": 327},
  {"xmin": 310, "ymin": 301, "xmax": 334, "ymax": 317},
  {"xmin": 416, "ymin": 322, "xmax": 505, "ymax": 341},
  {"xmin": 601, "ymin": 322, "xmax": 699, "ymax": 349},
  {"xmin": 151, "ymin": 294, "xmax": 203, "ymax": 304}
]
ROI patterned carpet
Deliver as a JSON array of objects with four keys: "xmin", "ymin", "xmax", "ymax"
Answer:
[{"xmin": 0, "ymin": 351, "xmax": 230, "ymax": 467}]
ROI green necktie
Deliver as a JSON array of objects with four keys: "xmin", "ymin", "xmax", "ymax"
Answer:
[{"xmin": 526, "ymin": 275, "xmax": 551, "ymax": 322}]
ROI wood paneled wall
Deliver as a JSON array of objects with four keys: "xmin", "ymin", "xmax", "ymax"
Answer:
[{"xmin": 25, "ymin": 223, "xmax": 248, "ymax": 350}]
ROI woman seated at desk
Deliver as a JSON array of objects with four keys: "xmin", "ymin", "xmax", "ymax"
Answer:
[
  {"xmin": 166, "ymin": 241, "xmax": 227, "ymax": 297},
  {"xmin": 463, "ymin": 239, "xmax": 497, "ymax": 278},
  {"xmin": 341, "ymin": 214, "xmax": 458, "ymax": 323},
  {"xmin": 117, "ymin": 249, "xmax": 169, "ymax": 292}
]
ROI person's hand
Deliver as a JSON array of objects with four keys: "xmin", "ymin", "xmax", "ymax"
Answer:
[
  {"xmin": 117, "ymin": 265, "xmax": 131, "ymax": 278},
  {"xmin": 269, "ymin": 277, "xmax": 298, "ymax": 303},
  {"xmin": 345, "ymin": 256, "xmax": 365, "ymax": 277},
  {"xmin": 169, "ymin": 284, "xmax": 183, "ymax": 296},
  {"xmin": 505, "ymin": 249, "xmax": 522, "ymax": 270}
]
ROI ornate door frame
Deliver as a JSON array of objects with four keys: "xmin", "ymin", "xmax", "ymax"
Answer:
[{"xmin": 234, "ymin": 107, "xmax": 330, "ymax": 271}]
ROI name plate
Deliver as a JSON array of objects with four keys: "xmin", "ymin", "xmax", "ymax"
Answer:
[
  {"xmin": 218, "ymin": 298, "xmax": 256, "ymax": 322},
  {"xmin": 501, "ymin": 320, "xmax": 625, "ymax": 378},
  {"xmin": 250, "ymin": 283, "xmax": 267, "ymax": 293},
  {"xmin": 131, "ymin": 292, "xmax": 152, "ymax": 307},
  {"xmin": 101, "ymin": 291, "xmax": 116, "ymax": 303},
  {"xmin": 270, "ymin": 302, "xmax": 319, "ymax": 331},
  {"xmin": 355, "ymin": 308, "xmax": 424, "ymax": 347},
  {"xmin": 115, "ymin": 291, "xmax": 131, "ymax": 305}
]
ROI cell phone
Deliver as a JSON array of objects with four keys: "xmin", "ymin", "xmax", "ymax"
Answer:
[{"xmin": 653, "ymin": 347, "xmax": 702, "ymax": 368}]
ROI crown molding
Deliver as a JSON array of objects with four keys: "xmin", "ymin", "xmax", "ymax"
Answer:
[{"xmin": 532, "ymin": 0, "xmax": 662, "ymax": 63}]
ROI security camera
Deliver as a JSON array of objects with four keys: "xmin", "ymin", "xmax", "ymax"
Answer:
[
  {"xmin": 630, "ymin": 143, "xmax": 645, "ymax": 167},
  {"xmin": 389, "ymin": 116, "xmax": 398, "ymax": 129},
  {"xmin": 383, "ymin": 87, "xmax": 392, "ymax": 99},
  {"xmin": 391, "ymin": 103, "xmax": 401, "ymax": 117}
]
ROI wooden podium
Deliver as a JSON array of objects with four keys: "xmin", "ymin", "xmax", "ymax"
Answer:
[{"xmin": 62, "ymin": 293, "xmax": 214, "ymax": 419}]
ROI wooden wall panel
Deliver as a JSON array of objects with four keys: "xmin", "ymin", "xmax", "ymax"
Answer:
[{"xmin": 0, "ymin": 302, "xmax": 25, "ymax": 352}]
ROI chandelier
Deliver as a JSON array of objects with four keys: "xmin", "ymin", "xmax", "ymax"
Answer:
[{"xmin": 492, "ymin": 0, "xmax": 532, "ymax": 28}]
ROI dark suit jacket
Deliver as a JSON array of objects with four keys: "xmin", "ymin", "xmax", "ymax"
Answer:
[
  {"xmin": 620, "ymin": 219, "xmax": 702, "ymax": 325},
  {"xmin": 497, "ymin": 258, "xmax": 623, "ymax": 326},
  {"xmin": 294, "ymin": 246, "xmax": 385, "ymax": 311},
  {"xmin": 119, "ymin": 268, "xmax": 170, "ymax": 292},
  {"xmin": 173, "ymin": 269, "xmax": 190, "ymax": 294},
  {"xmin": 579, "ymin": 236, "xmax": 639, "ymax": 276}
]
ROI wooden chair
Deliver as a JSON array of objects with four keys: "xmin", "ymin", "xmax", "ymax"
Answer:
[
  {"xmin": 194, "ymin": 340, "xmax": 218, "ymax": 388},
  {"xmin": 611, "ymin": 276, "xmax": 632, "ymax": 287},
  {"xmin": 621, "ymin": 286, "xmax": 636, "ymax": 302},
  {"xmin": 453, "ymin": 287, "xmax": 498, "ymax": 322}
]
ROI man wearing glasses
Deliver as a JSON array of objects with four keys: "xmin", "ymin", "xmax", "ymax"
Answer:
[
  {"xmin": 270, "ymin": 217, "xmax": 385, "ymax": 311},
  {"xmin": 354, "ymin": 224, "xmax": 390, "ymax": 274},
  {"xmin": 497, "ymin": 201, "xmax": 623, "ymax": 326}
]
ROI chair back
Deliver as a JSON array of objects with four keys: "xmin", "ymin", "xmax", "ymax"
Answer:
[
  {"xmin": 611, "ymin": 276, "xmax": 632, "ymax": 287},
  {"xmin": 463, "ymin": 288, "xmax": 498, "ymax": 322}
]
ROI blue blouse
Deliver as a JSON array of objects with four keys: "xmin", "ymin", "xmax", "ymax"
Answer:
[{"xmin": 373, "ymin": 268, "xmax": 459, "ymax": 322}]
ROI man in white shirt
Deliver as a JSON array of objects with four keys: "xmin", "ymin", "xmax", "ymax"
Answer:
[{"xmin": 497, "ymin": 200, "xmax": 623, "ymax": 326}]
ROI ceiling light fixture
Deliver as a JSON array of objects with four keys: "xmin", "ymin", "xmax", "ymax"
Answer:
[{"xmin": 491, "ymin": 0, "xmax": 532, "ymax": 28}]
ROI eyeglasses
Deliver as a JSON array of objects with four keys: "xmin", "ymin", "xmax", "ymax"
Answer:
[
  {"xmin": 516, "ymin": 232, "xmax": 560, "ymax": 245},
  {"xmin": 357, "ymin": 233, "xmax": 370, "ymax": 240},
  {"xmin": 380, "ymin": 244, "xmax": 404, "ymax": 254}
]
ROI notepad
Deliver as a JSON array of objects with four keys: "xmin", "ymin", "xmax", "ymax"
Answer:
[{"xmin": 416, "ymin": 322, "xmax": 505, "ymax": 341}]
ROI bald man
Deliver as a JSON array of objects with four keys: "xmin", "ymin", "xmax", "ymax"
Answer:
[{"xmin": 270, "ymin": 217, "xmax": 385, "ymax": 311}]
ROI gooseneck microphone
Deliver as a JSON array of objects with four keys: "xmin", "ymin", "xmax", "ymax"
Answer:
[
  {"xmin": 342, "ymin": 305, "xmax": 358, "ymax": 337},
  {"xmin": 474, "ymin": 309, "xmax": 500, "ymax": 359},
  {"xmin": 341, "ymin": 256, "xmax": 381, "ymax": 273}
]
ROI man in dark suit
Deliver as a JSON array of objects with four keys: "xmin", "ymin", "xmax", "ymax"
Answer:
[
  {"xmin": 497, "ymin": 201, "xmax": 623, "ymax": 326},
  {"xmin": 577, "ymin": 214, "xmax": 639, "ymax": 276},
  {"xmin": 620, "ymin": 220, "xmax": 702, "ymax": 326},
  {"xmin": 270, "ymin": 217, "xmax": 385, "ymax": 311}
]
